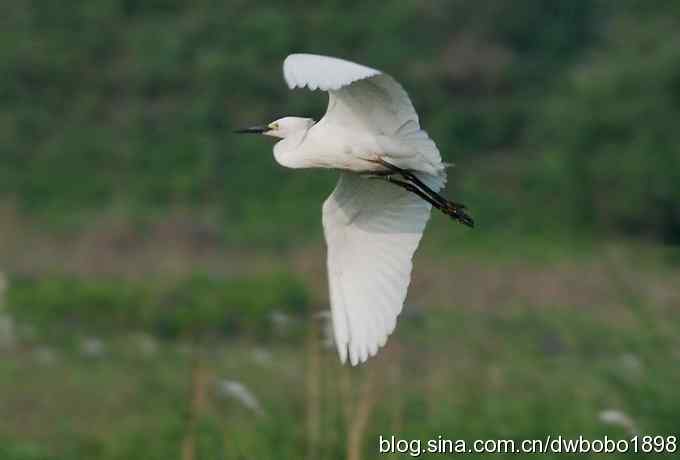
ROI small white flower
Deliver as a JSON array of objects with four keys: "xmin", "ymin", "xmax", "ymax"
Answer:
[
  {"xmin": 270, "ymin": 310, "xmax": 292, "ymax": 333},
  {"xmin": 251, "ymin": 347, "xmax": 273, "ymax": 366},
  {"xmin": 80, "ymin": 337, "xmax": 106, "ymax": 359},
  {"xmin": 216, "ymin": 379, "xmax": 265, "ymax": 416},
  {"xmin": 599, "ymin": 409, "xmax": 637, "ymax": 434}
]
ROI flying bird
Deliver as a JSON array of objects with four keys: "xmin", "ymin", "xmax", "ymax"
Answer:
[{"xmin": 236, "ymin": 54, "xmax": 473, "ymax": 366}]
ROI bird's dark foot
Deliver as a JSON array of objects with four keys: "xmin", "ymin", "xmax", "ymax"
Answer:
[
  {"xmin": 440, "ymin": 200, "xmax": 474, "ymax": 227},
  {"xmin": 374, "ymin": 158, "xmax": 475, "ymax": 228}
]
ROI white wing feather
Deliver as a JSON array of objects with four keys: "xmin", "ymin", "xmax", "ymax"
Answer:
[
  {"xmin": 323, "ymin": 173, "xmax": 441, "ymax": 365},
  {"xmin": 285, "ymin": 54, "xmax": 446, "ymax": 365},
  {"xmin": 284, "ymin": 54, "xmax": 380, "ymax": 91},
  {"xmin": 283, "ymin": 53, "xmax": 445, "ymax": 175}
]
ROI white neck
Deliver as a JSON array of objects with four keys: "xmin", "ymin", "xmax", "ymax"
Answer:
[{"xmin": 272, "ymin": 126, "xmax": 312, "ymax": 169}]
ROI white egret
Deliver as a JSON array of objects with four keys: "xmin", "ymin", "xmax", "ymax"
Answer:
[{"xmin": 236, "ymin": 54, "xmax": 473, "ymax": 366}]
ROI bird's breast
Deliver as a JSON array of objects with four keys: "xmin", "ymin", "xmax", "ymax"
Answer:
[{"xmin": 278, "ymin": 125, "xmax": 383, "ymax": 172}]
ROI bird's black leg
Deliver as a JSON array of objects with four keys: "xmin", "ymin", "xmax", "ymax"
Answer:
[
  {"xmin": 401, "ymin": 170, "xmax": 467, "ymax": 210},
  {"xmin": 374, "ymin": 158, "xmax": 474, "ymax": 228},
  {"xmin": 376, "ymin": 159, "xmax": 464, "ymax": 208},
  {"xmin": 384, "ymin": 176, "xmax": 442, "ymax": 208},
  {"xmin": 384, "ymin": 176, "xmax": 474, "ymax": 227}
]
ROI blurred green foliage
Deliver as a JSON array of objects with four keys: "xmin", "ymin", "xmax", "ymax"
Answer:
[
  {"xmin": 1, "ymin": 0, "xmax": 677, "ymax": 243},
  {"xmin": 6, "ymin": 273, "xmax": 309, "ymax": 339},
  {"xmin": 530, "ymin": 5, "xmax": 680, "ymax": 243}
]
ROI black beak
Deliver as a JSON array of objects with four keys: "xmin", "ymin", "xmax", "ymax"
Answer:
[{"xmin": 234, "ymin": 125, "xmax": 268, "ymax": 134}]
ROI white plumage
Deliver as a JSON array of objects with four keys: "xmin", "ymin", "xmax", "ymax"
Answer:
[
  {"xmin": 237, "ymin": 53, "xmax": 471, "ymax": 365},
  {"xmin": 284, "ymin": 54, "xmax": 381, "ymax": 91},
  {"xmin": 322, "ymin": 173, "xmax": 433, "ymax": 365}
]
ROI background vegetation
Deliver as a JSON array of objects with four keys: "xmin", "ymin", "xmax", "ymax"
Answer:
[{"xmin": 1, "ymin": 0, "xmax": 679, "ymax": 459}]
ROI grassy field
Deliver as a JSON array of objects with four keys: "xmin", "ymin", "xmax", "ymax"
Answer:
[{"xmin": 1, "ymin": 234, "xmax": 679, "ymax": 460}]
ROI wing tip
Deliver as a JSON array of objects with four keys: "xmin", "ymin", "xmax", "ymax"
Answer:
[
  {"xmin": 337, "ymin": 341, "xmax": 348, "ymax": 364},
  {"xmin": 283, "ymin": 53, "xmax": 382, "ymax": 93},
  {"xmin": 341, "ymin": 326, "xmax": 398, "ymax": 367},
  {"xmin": 349, "ymin": 347, "xmax": 359, "ymax": 366}
]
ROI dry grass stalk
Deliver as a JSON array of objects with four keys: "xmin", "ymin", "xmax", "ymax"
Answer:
[
  {"xmin": 305, "ymin": 307, "xmax": 322, "ymax": 460},
  {"xmin": 182, "ymin": 346, "xmax": 209, "ymax": 460},
  {"xmin": 347, "ymin": 363, "xmax": 381, "ymax": 460}
]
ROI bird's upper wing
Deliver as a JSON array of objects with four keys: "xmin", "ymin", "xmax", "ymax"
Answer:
[
  {"xmin": 284, "ymin": 53, "xmax": 381, "ymax": 92},
  {"xmin": 283, "ymin": 53, "xmax": 444, "ymax": 174},
  {"xmin": 284, "ymin": 53, "xmax": 416, "ymax": 134},
  {"xmin": 322, "ymin": 172, "xmax": 438, "ymax": 365}
]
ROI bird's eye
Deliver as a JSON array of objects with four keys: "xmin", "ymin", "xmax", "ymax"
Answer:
[{"xmin": 270, "ymin": 122, "xmax": 279, "ymax": 130}]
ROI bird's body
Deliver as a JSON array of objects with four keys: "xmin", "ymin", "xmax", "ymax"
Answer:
[
  {"xmin": 236, "ymin": 54, "xmax": 472, "ymax": 366},
  {"xmin": 274, "ymin": 119, "xmax": 434, "ymax": 174},
  {"xmin": 274, "ymin": 121, "xmax": 380, "ymax": 171}
]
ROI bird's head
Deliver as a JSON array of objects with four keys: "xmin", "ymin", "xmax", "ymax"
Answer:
[{"xmin": 235, "ymin": 117, "xmax": 314, "ymax": 139}]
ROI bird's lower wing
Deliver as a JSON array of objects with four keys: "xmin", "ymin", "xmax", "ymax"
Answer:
[{"xmin": 322, "ymin": 172, "xmax": 441, "ymax": 365}]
